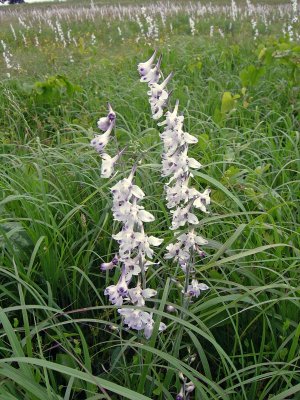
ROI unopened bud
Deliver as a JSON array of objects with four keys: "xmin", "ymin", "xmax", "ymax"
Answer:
[
  {"xmin": 166, "ymin": 305, "xmax": 176, "ymax": 313},
  {"xmin": 178, "ymin": 372, "xmax": 185, "ymax": 381},
  {"xmin": 186, "ymin": 381, "xmax": 195, "ymax": 393}
]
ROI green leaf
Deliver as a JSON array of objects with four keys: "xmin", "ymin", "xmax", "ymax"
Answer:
[
  {"xmin": 221, "ymin": 91, "xmax": 239, "ymax": 114},
  {"xmin": 239, "ymin": 65, "xmax": 266, "ymax": 87},
  {"xmin": 0, "ymin": 357, "xmax": 151, "ymax": 400}
]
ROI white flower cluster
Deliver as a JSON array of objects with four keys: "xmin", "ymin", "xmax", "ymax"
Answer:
[
  {"xmin": 138, "ymin": 52, "xmax": 210, "ymax": 298},
  {"xmin": 90, "ymin": 103, "xmax": 122, "ymax": 179},
  {"xmin": 91, "ymin": 109, "xmax": 166, "ymax": 338},
  {"xmin": 103, "ymin": 169, "xmax": 166, "ymax": 338},
  {"xmin": 176, "ymin": 372, "xmax": 195, "ymax": 400},
  {"xmin": 189, "ymin": 17, "xmax": 196, "ymax": 36},
  {"xmin": 1, "ymin": 40, "xmax": 12, "ymax": 71}
]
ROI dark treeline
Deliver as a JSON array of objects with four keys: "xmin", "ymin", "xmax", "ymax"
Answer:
[{"xmin": 0, "ymin": 0, "xmax": 25, "ymax": 3}]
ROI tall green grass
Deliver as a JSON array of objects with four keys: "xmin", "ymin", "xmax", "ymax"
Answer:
[{"xmin": 0, "ymin": 1, "xmax": 299, "ymax": 399}]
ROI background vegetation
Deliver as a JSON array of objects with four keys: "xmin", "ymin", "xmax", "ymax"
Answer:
[{"xmin": 0, "ymin": 0, "xmax": 299, "ymax": 399}]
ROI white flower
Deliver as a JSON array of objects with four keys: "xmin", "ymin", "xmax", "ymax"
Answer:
[
  {"xmin": 137, "ymin": 50, "xmax": 157, "ymax": 77},
  {"xmin": 135, "ymin": 230, "xmax": 164, "ymax": 258},
  {"xmin": 171, "ymin": 205, "xmax": 199, "ymax": 230},
  {"xmin": 183, "ymin": 131, "xmax": 198, "ymax": 145},
  {"xmin": 193, "ymin": 189, "xmax": 211, "ymax": 213},
  {"xmin": 112, "ymin": 228, "xmax": 140, "ymax": 257},
  {"xmin": 104, "ymin": 269, "xmax": 129, "ymax": 305},
  {"xmin": 158, "ymin": 100, "xmax": 184, "ymax": 130},
  {"xmin": 100, "ymin": 255, "xmax": 118, "ymax": 271},
  {"xmin": 177, "ymin": 231, "xmax": 208, "ymax": 248},
  {"xmin": 91, "ymin": 123, "xmax": 114, "ymax": 153},
  {"xmin": 161, "ymin": 128, "xmax": 198, "ymax": 155},
  {"xmin": 165, "ymin": 178, "xmax": 194, "ymax": 208},
  {"xmin": 165, "ymin": 242, "xmax": 190, "ymax": 264},
  {"xmin": 151, "ymin": 99, "xmax": 168, "ymax": 120},
  {"xmin": 111, "ymin": 172, "xmax": 145, "ymax": 203},
  {"xmin": 129, "ymin": 284, "xmax": 157, "ymax": 306},
  {"xmin": 162, "ymin": 148, "xmax": 202, "ymax": 181},
  {"xmin": 97, "ymin": 103, "xmax": 116, "ymax": 131},
  {"xmin": 164, "ymin": 242, "xmax": 181, "ymax": 259},
  {"xmin": 118, "ymin": 309, "xmax": 144, "ymax": 331},
  {"xmin": 148, "ymin": 72, "xmax": 173, "ymax": 108},
  {"xmin": 186, "ymin": 382, "xmax": 195, "ymax": 393},
  {"xmin": 113, "ymin": 200, "xmax": 155, "ymax": 227},
  {"xmin": 186, "ymin": 279, "xmax": 209, "ymax": 298},
  {"xmin": 100, "ymin": 153, "xmax": 120, "ymax": 178},
  {"xmin": 123, "ymin": 256, "xmax": 141, "ymax": 280},
  {"xmin": 176, "ymin": 387, "xmax": 184, "ymax": 400},
  {"xmin": 140, "ymin": 55, "xmax": 162, "ymax": 84},
  {"xmin": 187, "ymin": 156, "xmax": 201, "ymax": 169},
  {"xmin": 141, "ymin": 312, "xmax": 166, "ymax": 339},
  {"xmin": 118, "ymin": 309, "xmax": 166, "ymax": 338}
]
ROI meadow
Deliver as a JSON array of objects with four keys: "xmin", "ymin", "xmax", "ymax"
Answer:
[{"xmin": 0, "ymin": 0, "xmax": 300, "ymax": 399}]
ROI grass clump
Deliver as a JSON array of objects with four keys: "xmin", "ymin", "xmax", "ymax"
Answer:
[{"xmin": 0, "ymin": 0, "xmax": 299, "ymax": 399}]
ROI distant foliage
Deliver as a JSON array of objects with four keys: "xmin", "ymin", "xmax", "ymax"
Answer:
[{"xmin": 0, "ymin": 0, "xmax": 24, "ymax": 4}]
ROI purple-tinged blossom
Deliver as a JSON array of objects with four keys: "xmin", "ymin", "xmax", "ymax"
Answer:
[
  {"xmin": 162, "ymin": 148, "xmax": 202, "ymax": 181},
  {"xmin": 100, "ymin": 152, "xmax": 121, "ymax": 178},
  {"xmin": 185, "ymin": 279, "xmax": 209, "ymax": 298},
  {"xmin": 104, "ymin": 268, "xmax": 129, "ymax": 305},
  {"xmin": 170, "ymin": 204, "xmax": 199, "ymax": 230},
  {"xmin": 111, "ymin": 173, "xmax": 145, "ymax": 203},
  {"xmin": 193, "ymin": 189, "xmax": 211, "ymax": 213},
  {"xmin": 137, "ymin": 50, "xmax": 157, "ymax": 77},
  {"xmin": 97, "ymin": 103, "xmax": 116, "ymax": 131},
  {"xmin": 112, "ymin": 198, "xmax": 155, "ymax": 227},
  {"xmin": 91, "ymin": 122, "xmax": 114, "ymax": 154},
  {"xmin": 135, "ymin": 230, "xmax": 164, "ymax": 258},
  {"xmin": 100, "ymin": 255, "xmax": 118, "ymax": 271},
  {"xmin": 140, "ymin": 55, "xmax": 162, "ymax": 84},
  {"xmin": 158, "ymin": 100, "xmax": 184, "ymax": 129},
  {"xmin": 128, "ymin": 284, "xmax": 157, "ymax": 306},
  {"xmin": 175, "ymin": 387, "xmax": 184, "ymax": 400},
  {"xmin": 118, "ymin": 308, "xmax": 166, "ymax": 339},
  {"xmin": 186, "ymin": 381, "xmax": 196, "ymax": 393}
]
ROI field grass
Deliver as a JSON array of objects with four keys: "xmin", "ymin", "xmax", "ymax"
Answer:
[{"xmin": 0, "ymin": 0, "xmax": 299, "ymax": 399}]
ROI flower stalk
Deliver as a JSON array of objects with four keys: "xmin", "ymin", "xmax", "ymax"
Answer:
[
  {"xmin": 138, "ymin": 51, "xmax": 210, "ymax": 303},
  {"xmin": 91, "ymin": 104, "xmax": 166, "ymax": 339}
]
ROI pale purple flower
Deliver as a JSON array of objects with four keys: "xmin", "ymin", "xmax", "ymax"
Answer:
[
  {"xmin": 186, "ymin": 279, "xmax": 209, "ymax": 298},
  {"xmin": 193, "ymin": 189, "xmax": 211, "ymax": 213},
  {"xmin": 128, "ymin": 284, "xmax": 157, "ymax": 306},
  {"xmin": 113, "ymin": 199, "xmax": 155, "ymax": 227},
  {"xmin": 118, "ymin": 308, "xmax": 166, "ymax": 339},
  {"xmin": 137, "ymin": 50, "xmax": 157, "ymax": 77},
  {"xmin": 91, "ymin": 123, "xmax": 114, "ymax": 154},
  {"xmin": 170, "ymin": 205, "xmax": 199, "ymax": 230},
  {"xmin": 101, "ymin": 255, "xmax": 119, "ymax": 271},
  {"xmin": 111, "ymin": 172, "xmax": 145, "ymax": 203},
  {"xmin": 176, "ymin": 388, "xmax": 184, "ymax": 400},
  {"xmin": 100, "ymin": 152, "xmax": 121, "ymax": 178},
  {"xmin": 186, "ymin": 381, "xmax": 195, "ymax": 393},
  {"xmin": 97, "ymin": 103, "xmax": 116, "ymax": 131},
  {"xmin": 140, "ymin": 55, "xmax": 162, "ymax": 84},
  {"xmin": 177, "ymin": 231, "xmax": 208, "ymax": 248},
  {"xmin": 118, "ymin": 309, "xmax": 145, "ymax": 331},
  {"xmin": 158, "ymin": 100, "xmax": 184, "ymax": 130},
  {"xmin": 104, "ymin": 267, "xmax": 129, "ymax": 305},
  {"xmin": 162, "ymin": 148, "xmax": 202, "ymax": 181},
  {"xmin": 135, "ymin": 230, "xmax": 164, "ymax": 258}
]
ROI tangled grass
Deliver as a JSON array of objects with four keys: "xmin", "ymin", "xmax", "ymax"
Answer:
[{"xmin": 0, "ymin": 0, "xmax": 299, "ymax": 399}]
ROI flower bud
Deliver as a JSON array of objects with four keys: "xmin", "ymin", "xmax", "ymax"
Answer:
[{"xmin": 166, "ymin": 305, "xmax": 176, "ymax": 313}]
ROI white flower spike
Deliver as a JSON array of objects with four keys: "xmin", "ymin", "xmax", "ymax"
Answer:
[
  {"xmin": 138, "ymin": 51, "xmax": 210, "ymax": 302},
  {"xmin": 137, "ymin": 50, "xmax": 157, "ymax": 77}
]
